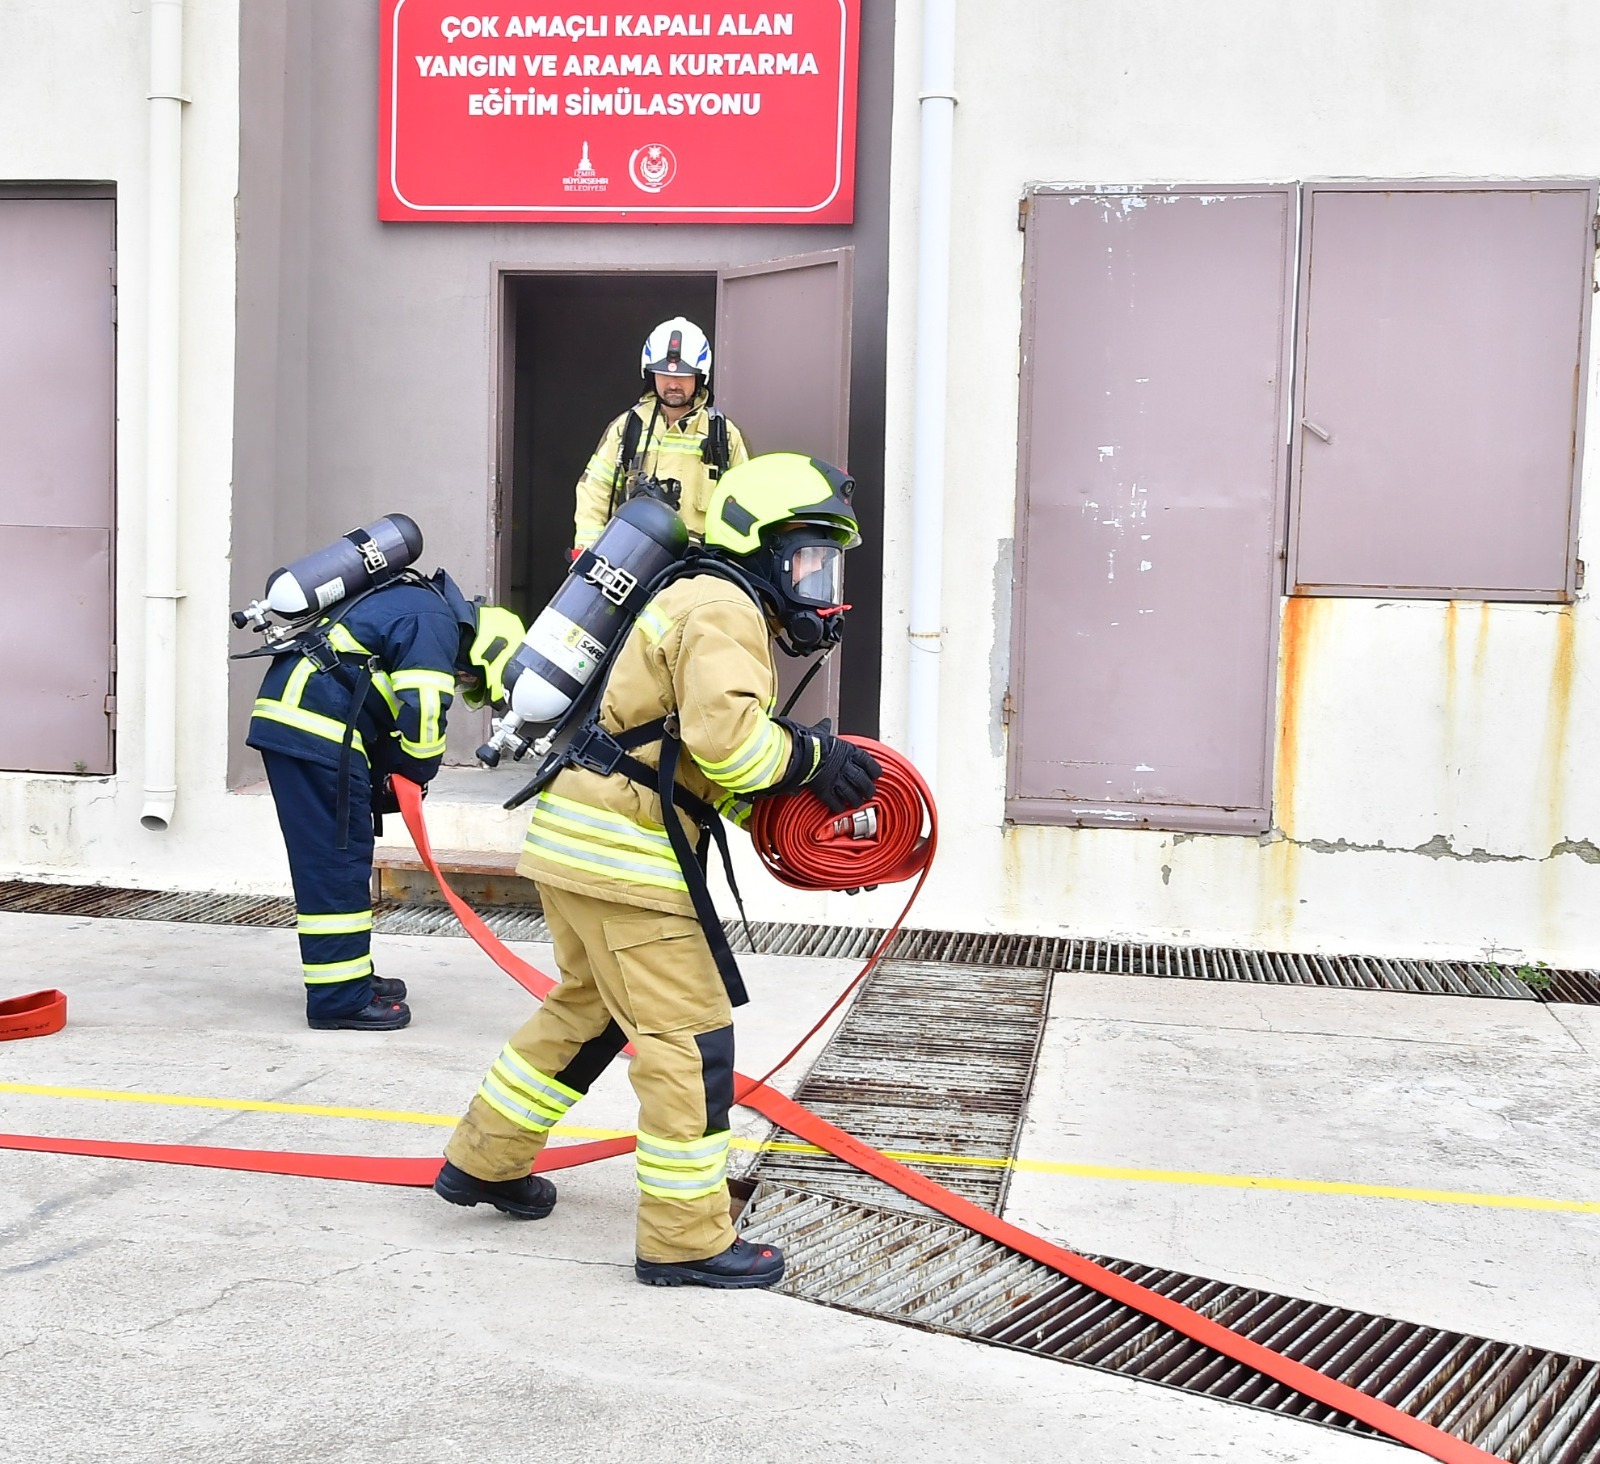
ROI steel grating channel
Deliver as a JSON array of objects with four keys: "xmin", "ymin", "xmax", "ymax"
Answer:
[
  {"xmin": 4, "ymin": 880, "xmax": 1598, "ymax": 1004},
  {"xmin": 743, "ymin": 1181, "xmax": 1600, "ymax": 1458},
  {"xmin": 745, "ymin": 958, "xmax": 1052, "ymax": 1214}
]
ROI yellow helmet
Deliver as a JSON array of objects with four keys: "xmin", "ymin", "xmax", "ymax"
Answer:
[
  {"xmin": 704, "ymin": 453, "xmax": 859, "ymax": 556},
  {"xmin": 704, "ymin": 454, "xmax": 861, "ymax": 653}
]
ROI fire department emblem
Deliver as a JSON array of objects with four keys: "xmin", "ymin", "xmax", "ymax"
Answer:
[{"xmin": 628, "ymin": 143, "xmax": 677, "ymax": 193}]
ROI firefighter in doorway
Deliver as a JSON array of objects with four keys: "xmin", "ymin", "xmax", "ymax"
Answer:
[
  {"xmin": 437, "ymin": 455, "xmax": 881, "ymax": 1289},
  {"xmin": 571, "ymin": 316, "xmax": 751, "ymax": 550},
  {"xmin": 247, "ymin": 575, "xmax": 524, "ymax": 1031}
]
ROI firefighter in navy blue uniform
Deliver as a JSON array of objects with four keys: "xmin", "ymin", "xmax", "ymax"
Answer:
[{"xmin": 247, "ymin": 573, "xmax": 524, "ymax": 1031}]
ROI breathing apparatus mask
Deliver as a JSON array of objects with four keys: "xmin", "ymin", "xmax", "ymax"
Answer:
[
  {"xmin": 748, "ymin": 525, "xmax": 853, "ymax": 653},
  {"xmin": 702, "ymin": 453, "xmax": 860, "ymax": 657}
]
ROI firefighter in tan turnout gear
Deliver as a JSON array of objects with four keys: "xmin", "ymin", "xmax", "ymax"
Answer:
[
  {"xmin": 571, "ymin": 316, "xmax": 750, "ymax": 551},
  {"xmin": 436, "ymin": 455, "xmax": 881, "ymax": 1289}
]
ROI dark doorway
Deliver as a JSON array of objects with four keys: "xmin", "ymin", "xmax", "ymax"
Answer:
[
  {"xmin": 499, "ymin": 264, "xmax": 881, "ymax": 736},
  {"xmin": 502, "ymin": 271, "xmax": 718, "ymax": 623}
]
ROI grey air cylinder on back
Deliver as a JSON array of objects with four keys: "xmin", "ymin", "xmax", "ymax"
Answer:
[
  {"xmin": 261, "ymin": 514, "xmax": 424, "ymax": 617},
  {"xmin": 504, "ymin": 496, "xmax": 689, "ymax": 724}
]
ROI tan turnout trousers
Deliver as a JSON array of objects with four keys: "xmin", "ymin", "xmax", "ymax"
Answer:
[{"xmin": 444, "ymin": 881, "xmax": 737, "ymax": 1264}]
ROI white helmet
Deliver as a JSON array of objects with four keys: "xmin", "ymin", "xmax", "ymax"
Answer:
[{"xmin": 641, "ymin": 316, "xmax": 712, "ymax": 384}]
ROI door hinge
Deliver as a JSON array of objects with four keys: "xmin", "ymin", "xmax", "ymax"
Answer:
[
  {"xmin": 1577, "ymin": 558, "xmax": 1587, "ymax": 591},
  {"xmin": 1017, "ymin": 195, "xmax": 1032, "ymax": 232},
  {"xmin": 104, "ymin": 694, "xmax": 118, "ymax": 729},
  {"xmin": 1001, "ymin": 688, "xmax": 1015, "ymax": 726}
]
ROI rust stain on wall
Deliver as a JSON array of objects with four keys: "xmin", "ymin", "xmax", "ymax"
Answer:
[
  {"xmin": 1538, "ymin": 609, "xmax": 1578, "ymax": 946},
  {"xmin": 1473, "ymin": 600, "xmax": 1492, "ymax": 681},
  {"xmin": 1541, "ymin": 609, "xmax": 1577, "ymax": 834},
  {"xmin": 1273, "ymin": 595, "xmax": 1320, "ymax": 838},
  {"xmin": 1441, "ymin": 600, "xmax": 1461, "ymax": 784}
]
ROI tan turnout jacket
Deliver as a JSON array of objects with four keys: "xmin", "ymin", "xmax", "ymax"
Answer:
[
  {"xmin": 517, "ymin": 573, "xmax": 794, "ymax": 917},
  {"xmin": 572, "ymin": 390, "xmax": 751, "ymax": 549}
]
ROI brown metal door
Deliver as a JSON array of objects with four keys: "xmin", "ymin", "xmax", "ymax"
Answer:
[
  {"xmin": 1007, "ymin": 187, "xmax": 1295, "ymax": 833},
  {"xmin": 0, "ymin": 197, "xmax": 117, "ymax": 774},
  {"xmin": 716, "ymin": 250, "xmax": 854, "ymax": 723},
  {"xmin": 1290, "ymin": 183, "xmax": 1595, "ymax": 600}
]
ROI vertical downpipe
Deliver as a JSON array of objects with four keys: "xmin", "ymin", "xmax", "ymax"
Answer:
[
  {"xmin": 140, "ymin": 0, "xmax": 185, "ymax": 831},
  {"xmin": 906, "ymin": 0, "xmax": 956, "ymax": 793}
]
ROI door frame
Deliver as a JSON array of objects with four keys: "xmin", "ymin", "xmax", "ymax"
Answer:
[{"xmin": 487, "ymin": 262, "xmax": 722, "ymax": 602}]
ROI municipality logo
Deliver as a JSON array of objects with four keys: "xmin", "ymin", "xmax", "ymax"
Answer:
[
  {"xmin": 563, "ymin": 141, "xmax": 608, "ymax": 193},
  {"xmin": 629, "ymin": 143, "xmax": 676, "ymax": 193}
]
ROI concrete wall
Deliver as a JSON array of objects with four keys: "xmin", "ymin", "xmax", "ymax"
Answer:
[
  {"xmin": 874, "ymin": 0, "xmax": 1600, "ymax": 965},
  {"xmin": 0, "ymin": 0, "xmax": 255, "ymax": 889},
  {"xmin": 228, "ymin": 0, "xmax": 897, "ymax": 778}
]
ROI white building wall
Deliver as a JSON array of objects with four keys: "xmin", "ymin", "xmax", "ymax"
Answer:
[
  {"xmin": 0, "ymin": 1, "xmax": 277, "ymax": 891},
  {"xmin": 876, "ymin": 0, "xmax": 1600, "ymax": 965},
  {"xmin": 4, "ymin": 0, "xmax": 1597, "ymax": 972}
]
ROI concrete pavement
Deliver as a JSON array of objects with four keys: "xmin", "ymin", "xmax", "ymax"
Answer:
[{"xmin": 2, "ymin": 910, "xmax": 1594, "ymax": 1461}]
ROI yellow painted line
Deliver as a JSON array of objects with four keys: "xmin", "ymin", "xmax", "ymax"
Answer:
[{"xmin": 4, "ymin": 1080, "xmax": 1597, "ymax": 1215}]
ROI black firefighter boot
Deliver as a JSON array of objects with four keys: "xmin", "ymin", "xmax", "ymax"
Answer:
[
  {"xmin": 369, "ymin": 974, "xmax": 408, "ymax": 1002},
  {"xmin": 635, "ymin": 1238, "xmax": 785, "ymax": 1290},
  {"xmin": 306, "ymin": 997, "xmax": 411, "ymax": 1031},
  {"xmin": 433, "ymin": 1160, "xmax": 557, "ymax": 1220}
]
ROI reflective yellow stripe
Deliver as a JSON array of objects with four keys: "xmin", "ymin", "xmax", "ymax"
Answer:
[
  {"xmin": 716, "ymin": 794, "xmax": 753, "ymax": 830},
  {"xmin": 327, "ymin": 625, "xmax": 371, "ymax": 656},
  {"xmin": 531, "ymin": 792, "xmax": 677, "ymax": 858},
  {"xmin": 637, "ymin": 604, "xmax": 673, "ymax": 644},
  {"xmin": 636, "ymin": 1128, "xmax": 730, "ymax": 1200},
  {"xmin": 302, "ymin": 955, "xmax": 374, "ymax": 984},
  {"xmin": 392, "ymin": 669, "xmax": 456, "ymax": 694},
  {"xmin": 522, "ymin": 829, "xmax": 689, "ymax": 893},
  {"xmin": 497, "ymin": 1047, "xmax": 585, "ymax": 1108},
  {"xmin": 297, "ymin": 910, "xmax": 373, "ymax": 936},
  {"xmin": 475, "ymin": 1048, "xmax": 584, "ymax": 1134},
  {"xmin": 370, "ymin": 671, "xmax": 400, "ymax": 717},
  {"xmin": 696, "ymin": 716, "xmax": 787, "ymax": 794},
  {"xmin": 283, "ymin": 656, "xmax": 316, "ymax": 706},
  {"xmin": 251, "ymin": 700, "xmax": 369, "ymax": 759}
]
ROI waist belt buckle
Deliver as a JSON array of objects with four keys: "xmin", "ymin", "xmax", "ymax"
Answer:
[{"xmin": 567, "ymin": 724, "xmax": 626, "ymax": 777}]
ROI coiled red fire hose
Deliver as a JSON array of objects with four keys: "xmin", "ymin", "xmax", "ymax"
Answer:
[{"xmin": 751, "ymin": 736, "xmax": 935, "ymax": 893}]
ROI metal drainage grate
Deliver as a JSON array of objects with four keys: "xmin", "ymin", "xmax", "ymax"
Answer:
[
  {"xmin": 742, "ymin": 1183, "xmax": 1600, "ymax": 1463},
  {"xmin": 744, "ymin": 959, "xmax": 1052, "ymax": 1214},
  {"xmin": 2, "ymin": 880, "xmax": 1597, "ymax": 1005}
]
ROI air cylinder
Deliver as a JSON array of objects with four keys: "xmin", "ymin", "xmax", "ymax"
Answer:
[
  {"xmin": 261, "ymin": 514, "xmax": 424, "ymax": 617},
  {"xmin": 507, "ymin": 497, "xmax": 689, "ymax": 724}
]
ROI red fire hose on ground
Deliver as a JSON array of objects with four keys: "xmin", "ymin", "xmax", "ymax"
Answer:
[{"xmin": 0, "ymin": 754, "xmax": 1498, "ymax": 1463}]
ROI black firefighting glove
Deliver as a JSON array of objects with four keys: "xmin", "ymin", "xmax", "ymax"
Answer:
[
  {"xmin": 771, "ymin": 718, "xmax": 881, "ymax": 814},
  {"xmin": 808, "ymin": 734, "xmax": 882, "ymax": 814}
]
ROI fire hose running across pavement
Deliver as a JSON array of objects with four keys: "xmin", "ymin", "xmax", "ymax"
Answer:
[{"xmin": 0, "ymin": 749, "xmax": 1500, "ymax": 1463}]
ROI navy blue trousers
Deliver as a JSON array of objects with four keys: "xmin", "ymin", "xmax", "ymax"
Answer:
[{"xmin": 262, "ymin": 750, "xmax": 376, "ymax": 1021}]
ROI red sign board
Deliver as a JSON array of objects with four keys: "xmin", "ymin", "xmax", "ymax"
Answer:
[{"xmin": 379, "ymin": 2, "xmax": 859, "ymax": 223}]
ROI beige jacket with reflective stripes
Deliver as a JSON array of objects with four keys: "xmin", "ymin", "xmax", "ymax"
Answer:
[
  {"xmin": 572, "ymin": 392, "xmax": 750, "ymax": 549},
  {"xmin": 517, "ymin": 573, "xmax": 791, "ymax": 917}
]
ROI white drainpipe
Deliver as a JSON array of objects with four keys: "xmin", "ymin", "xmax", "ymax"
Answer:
[
  {"xmin": 140, "ymin": 0, "xmax": 185, "ymax": 832},
  {"xmin": 907, "ymin": 0, "xmax": 956, "ymax": 791}
]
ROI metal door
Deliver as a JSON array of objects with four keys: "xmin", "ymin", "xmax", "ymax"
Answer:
[
  {"xmin": 716, "ymin": 250, "xmax": 854, "ymax": 724},
  {"xmin": 1289, "ymin": 183, "xmax": 1595, "ymax": 600},
  {"xmin": 0, "ymin": 197, "xmax": 117, "ymax": 774},
  {"xmin": 1007, "ymin": 187, "xmax": 1295, "ymax": 833}
]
